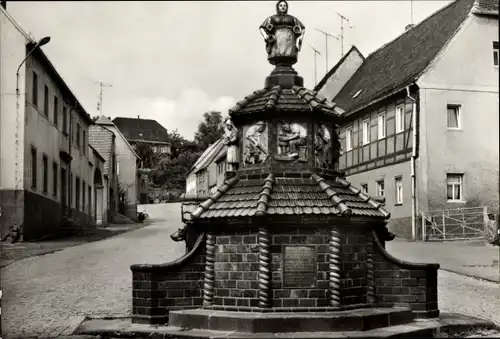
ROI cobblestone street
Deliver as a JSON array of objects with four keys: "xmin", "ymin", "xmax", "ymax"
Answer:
[
  {"xmin": 2, "ymin": 203, "xmax": 499, "ymax": 338},
  {"xmin": 1, "ymin": 204, "xmax": 185, "ymax": 339}
]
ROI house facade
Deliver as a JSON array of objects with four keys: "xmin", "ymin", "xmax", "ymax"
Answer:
[
  {"xmin": 89, "ymin": 119, "xmax": 118, "ymax": 224},
  {"xmin": 184, "ymin": 138, "xmax": 227, "ymax": 198},
  {"xmin": 100, "ymin": 117, "xmax": 140, "ymax": 220},
  {"xmin": 0, "ymin": 6, "xmax": 109, "ymax": 240},
  {"xmin": 316, "ymin": 0, "xmax": 499, "ymax": 240}
]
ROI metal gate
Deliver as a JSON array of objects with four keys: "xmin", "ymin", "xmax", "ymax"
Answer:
[{"xmin": 421, "ymin": 206, "xmax": 490, "ymax": 241}]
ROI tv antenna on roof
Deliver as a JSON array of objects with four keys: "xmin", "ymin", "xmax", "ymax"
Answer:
[
  {"xmin": 86, "ymin": 77, "xmax": 113, "ymax": 114},
  {"xmin": 308, "ymin": 44, "xmax": 321, "ymax": 87},
  {"xmin": 329, "ymin": 8, "xmax": 354, "ymax": 58},
  {"xmin": 315, "ymin": 28, "xmax": 340, "ymax": 73}
]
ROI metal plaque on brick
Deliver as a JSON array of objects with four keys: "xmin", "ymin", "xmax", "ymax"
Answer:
[{"xmin": 283, "ymin": 246, "xmax": 317, "ymax": 288}]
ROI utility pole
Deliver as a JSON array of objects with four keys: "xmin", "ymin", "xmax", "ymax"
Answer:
[
  {"xmin": 309, "ymin": 44, "xmax": 321, "ymax": 87},
  {"xmin": 315, "ymin": 28, "xmax": 339, "ymax": 73},
  {"xmin": 329, "ymin": 8, "xmax": 354, "ymax": 58}
]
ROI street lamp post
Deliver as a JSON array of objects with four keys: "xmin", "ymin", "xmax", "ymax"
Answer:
[{"xmin": 14, "ymin": 36, "xmax": 50, "ymax": 190}]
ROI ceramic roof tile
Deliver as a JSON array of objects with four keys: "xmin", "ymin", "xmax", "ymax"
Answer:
[
  {"xmin": 183, "ymin": 172, "xmax": 390, "ymax": 222},
  {"xmin": 228, "ymin": 85, "xmax": 343, "ymax": 118}
]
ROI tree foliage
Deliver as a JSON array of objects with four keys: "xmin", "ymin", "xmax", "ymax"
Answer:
[
  {"xmin": 147, "ymin": 111, "xmax": 226, "ymax": 192},
  {"xmin": 193, "ymin": 111, "xmax": 224, "ymax": 150}
]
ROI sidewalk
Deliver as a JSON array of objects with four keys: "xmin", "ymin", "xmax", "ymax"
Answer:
[
  {"xmin": 0, "ymin": 222, "xmax": 149, "ymax": 268},
  {"xmin": 386, "ymin": 238, "xmax": 500, "ymax": 282}
]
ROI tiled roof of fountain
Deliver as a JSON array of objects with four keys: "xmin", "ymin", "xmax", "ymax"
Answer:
[
  {"xmin": 228, "ymin": 85, "xmax": 345, "ymax": 118},
  {"xmin": 183, "ymin": 173, "xmax": 390, "ymax": 222}
]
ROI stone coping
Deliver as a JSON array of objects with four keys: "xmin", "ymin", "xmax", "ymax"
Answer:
[
  {"xmin": 372, "ymin": 230, "xmax": 440, "ymax": 270},
  {"xmin": 130, "ymin": 232, "xmax": 206, "ymax": 272}
]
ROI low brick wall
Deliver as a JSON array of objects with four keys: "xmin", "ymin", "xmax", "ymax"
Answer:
[
  {"xmin": 130, "ymin": 232, "xmax": 206, "ymax": 325},
  {"xmin": 372, "ymin": 231, "xmax": 440, "ymax": 319}
]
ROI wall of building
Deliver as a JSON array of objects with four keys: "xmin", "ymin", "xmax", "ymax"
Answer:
[
  {"xmin": 317, "ymin": 48, "xmax": 364, "ymax": 100},
  {"xmin": 19, "ymin": 51, "xmax": 95, "ymax": 239},
  {"xmin": 0, "ymin": 9, "xmax": 29, "ymax": 238},
  {"xmin": 417, "ymin": 13, "xmax": 499, "ymax": 213},
  {"xmin": 346, "ymin": 161, "xmax": 413, "ymax": 238},
  {"xmin": 196, "ymin": 170, "xmax": 209, "ymax": 197},
  {"xmin": 108, "ymin": 126, "xmax": 137, "ymax": 220},
  {"xmin": 186, "ymin": 172, "xmax": 196, "ymax": 197},
  {"xmin": 338, "ymin": 92, "xmax": 414, "ymax": 176}
]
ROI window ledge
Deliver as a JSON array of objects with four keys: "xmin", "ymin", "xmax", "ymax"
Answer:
[
  {"xmin": 447, "ymin": 200, "xmax": 466, "ymax": 204},
  {"xmin": 447, "ymin": 128, "xmax": 463, "ymax": 132},
  {"xmin": 394, "ymin": 203, "xmax": 403, "ymax": 206}
]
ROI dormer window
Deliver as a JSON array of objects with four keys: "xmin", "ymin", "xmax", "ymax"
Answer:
[{"xmin": 353, "ymin": 90, "xmax": 362, "ymax": 99}]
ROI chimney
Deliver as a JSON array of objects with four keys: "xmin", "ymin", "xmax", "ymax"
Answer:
[
  {"xmin": 405, "ymin": 24, "xmax": 414, "ymax": 31},
  {"xmin": 1, "ymin": 1, "xmax": 6, "ymax": 9},
  {"xmin": 137, "ymin": 115, "xmax": 140, "ymax": 119}
]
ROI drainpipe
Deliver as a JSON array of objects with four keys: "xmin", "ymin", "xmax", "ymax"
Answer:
[
  {"xmin": 406, "ymin": 85, "xmax": 418, "ymax": 241},
  {"xmin": 67, "ymin": 100, "xmax": 77, "ymax": 218}
]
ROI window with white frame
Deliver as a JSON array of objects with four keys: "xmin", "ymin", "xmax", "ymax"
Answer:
[
  {"xmin": 345, "ymin": 127, "xmax": 353, "ymax": 151},
  {"xmin": 493, "ymin": 41, "xmax": 498, "ymax": 67},
  {"xmin": 362, "ymin": 119, "xmax": 370, "ymax": 145},
  {"xmin": 447, "ymin": 104, "xmax": 461, "ymax": 129},
  {"xmin": 376, "ymin": 180, "xmax": 385, "ymax": 197},
  {"xmin": 378, "ymin": 112, "xmax": 386, "ymax": 139},
  {"xmin": 361, "ymin": 184, "xmax": 368, "ymax": 194},
  {"xmin": 446, "ymin": 174, "xmax": 463, "ymax": 201},
  {"xmin": 395, "ymin": 176, "xmax": 403, "ymax": 204},
  {"xmin": 395, "ymin": 105, "xmax": 405, "ymax": 133}
]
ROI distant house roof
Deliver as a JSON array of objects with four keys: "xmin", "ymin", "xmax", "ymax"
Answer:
[
  {"xmin": 328, "ymin": 0, "xmax": 476, "ymax": 115},
  {"xmin": 95, "ymin": 115, "xmax": 139, "ymax": 159},
  {"xmin": 112, "ymin": 117, "xmax": 170, "ymax": 144},
  {"xmin": 187, "ymin": 138, "xmax": 227, "ymax": 176},
  {"xmin": 313, "ymin": 46, "xmax": 365, "ymax": 92},
  {"xmin": 89, "ymin": 125, "xmax": 115, "ymax": 175}
]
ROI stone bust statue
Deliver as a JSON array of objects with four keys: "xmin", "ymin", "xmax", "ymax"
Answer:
[{"xmin": 259, "ymin": 0, "xmax": 306, "ymax": 66}]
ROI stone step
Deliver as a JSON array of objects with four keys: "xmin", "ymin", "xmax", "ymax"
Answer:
[
  {"xmin": 168, "ymin": 307, "xmax": 414, "ymax": 333},
  {"xmin": 74, "ymin": 313, "xmax": 498, "ymax": 339}
]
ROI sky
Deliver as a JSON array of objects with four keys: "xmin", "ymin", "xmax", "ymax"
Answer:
[{"xmin": 7, "ymin": 0, "xmax": 451, "ymax": 140}]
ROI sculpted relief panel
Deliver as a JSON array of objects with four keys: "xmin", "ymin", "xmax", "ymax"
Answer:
[
  {"xmin": 314, "ymin": 122, "xmax": 341, "ymax": 169},
  {"xmin": 276, "ymin": 121, "xmax": 308, "ymax": 162},
  {"xmin": 243, "ymin": 121, "xmax": 269, "ymax": 166}
]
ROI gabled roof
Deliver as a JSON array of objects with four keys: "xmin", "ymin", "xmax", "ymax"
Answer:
[
  {"xmin": 112, "ymin": 117, "xmax": 170, "ymax": 144},
  {"xmin": 314, "ymin": 46, "xmax": 365, "ymax": 92},
  {"xmin": 229, "ymin": 85, "xmax": 345, "ymax": 118},
  {"xmin": 331, "ymin": 0, "xmax": 475, "ymax": 115},
  {"xmin": 95, "ymin": 116, "xmax": 140, "ymax": 159},
  {"xmin": 182, "ymin": 173, "xmax": 390, "ymax": 222},
  {"xmin": 187, "ymin": 138, "xmax": 227, "ymax": 177},
  {"xmin": 89, "ymin": 125, "xmax": 114, "ymax": 175}
]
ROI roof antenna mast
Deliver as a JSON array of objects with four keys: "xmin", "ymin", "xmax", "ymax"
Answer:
[
  {"xmin": 87, "ymin": 78, "xmax": 113, "ymax": 115},
  {"xmin": 329, "ymin": 8, "xmax": 354, "ymax": 58},
  {"xmin": 411, "ymin": 0, "xmax": 414, "ymax": 25}
]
